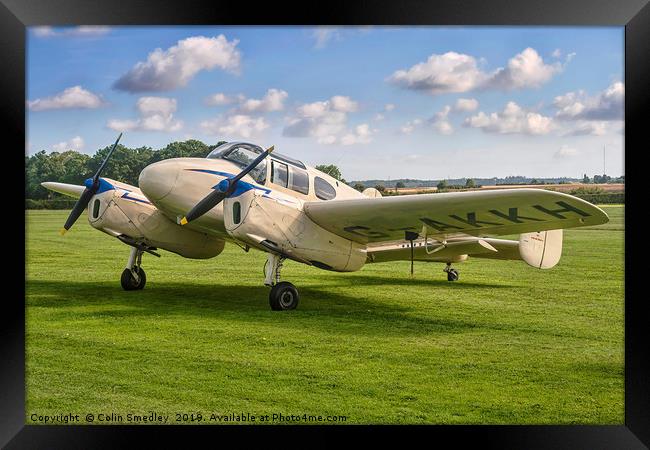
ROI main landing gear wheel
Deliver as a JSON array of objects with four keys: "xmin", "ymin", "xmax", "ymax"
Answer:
[
  {"xmin": 121, "ymin": 246, "xmax": 147, "ymax": 291},
  {"xmin": 444, "ymin": 262, "xmax": 459, "ymax": 282},
  {"xmin": 269, "ymin": 282, "xmax": 300, "ymax": 311},
  {"xmin": 447, "ymin": 269, "xmax": 459, "ymax": 282},
  {"xmin": 264, "ymin": 253, "xmax": 299, "ymax": 310},
  {"xmin": 121, "ymin": 267, "xmax": 146, "ymax": 290}
]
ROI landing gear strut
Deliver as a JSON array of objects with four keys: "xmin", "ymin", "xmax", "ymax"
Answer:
[
  {"xmin": 121, "ymin": 247, "xmax": 146, "ymax": 290},
  {"xmin": 265, "ymin": 253, "xmax": 299, "ymax": 310},
  {"xmin": 444, "ymin": 262, "xmax": 459, "ymax": 282}
]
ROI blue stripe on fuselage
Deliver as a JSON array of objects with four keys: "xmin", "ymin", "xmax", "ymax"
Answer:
[
  {"xmin": 185, "ymin": 168, "xmax": 272, "ymax": 197},
  {"xmin": 120, "ymin": 192, "xmax": 152, "ymax": 205}
]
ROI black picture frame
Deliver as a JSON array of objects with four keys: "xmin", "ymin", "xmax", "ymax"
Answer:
[{"xmin": 6, "ymin": 0, "xmax": 647, "ymax": 447}]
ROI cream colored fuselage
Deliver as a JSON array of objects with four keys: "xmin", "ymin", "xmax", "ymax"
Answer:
[{"xmin": 138, "ymin": 157, "xmax": 367, "ymax": 272}]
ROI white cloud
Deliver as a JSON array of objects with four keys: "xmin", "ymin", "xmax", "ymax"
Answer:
[
  {"xmin": 433, "ymin": 120, "xmax": 453, "ymax": 135},
  {"xmin": 388, "ymin": 51, "xmax": 486, "ymax": 95},
  {"xmin": 237, "ymin": 89, "xmax": 288, "ymax": 113},
  {"xmin": 282, "ymin": 95, "xmax": 362, "ymax": 144},
  {"xmin": 27, "ymin": 86, "xmax": 106, "ymax": 111},
  {"xmin": 389, "ymin": 47, "xmax": 565, "ymax": 96},
  {"xmin": 374, "ymin": 103, "xmax": 396, "ymax": 121},
  {"xmin": 114, "ymin": 35, "xmax": 241, "ymax": 92},
  {"xmin": 553, "ymin": 82, "xmax": 624, "ymax": 121},
  {"xmin": 487, "ymin": 48, "xmax": 563, "ymax": 90},
  {"xmin": 551, "ymin": 48, "xmax": 562, "ymax": 58},
  {"xmin": 341, "ymin": 124, "xmax": 375, "ymax": 145},
  {"xmin": 330, "ymin": 95, "xmax": 359, "ymax": 112},
  {"xmin": 52, "ymin": 136, "xmax": 84, "ymax": 152},
  {"xmin": 312, "ymin": 27, "xmax": 341, "ymax": 48},
  {"xmin": 453, "ymin": 98, "xmax": 479, "ymax": 112},
  {"xmin": 200, "ymin": 114, "xmax": 269, "ymax": 139},
  {"xmin": 554, "ymin": 145, "xmax": 579, "ymax": 158},
  {"xmin": 430, "ymin": 105, "xmax": 453, "ymax": 135},
  {"xmin": 107, "ymin": 96, "xmax": 182, "ymax": 132},
  {"xmin": 562, "ymin": 121, "xmax": 608, "ymax": 136},
  {"xmin": 32, "ymin": 26, "xmax": 111, "ymax": 38},
  {"xmin": 399, "ymin": 118, "xmax": 423, "ymax": 135},
  {"xmin": 204, "ymin": 93, "xmax": 243, "ymax": 106},
  {"xmin": 205, "ymin": 89, "xmax": 288, "ymax": 113},
  {"xmin": 464, "ymin": 101, "xmax": 555, "ymax": 135}
]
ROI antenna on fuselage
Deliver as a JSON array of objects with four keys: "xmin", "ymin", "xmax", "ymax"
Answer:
[{"xmin": 405, "ymin": 231, "xmax": 419, "ymax": 276}]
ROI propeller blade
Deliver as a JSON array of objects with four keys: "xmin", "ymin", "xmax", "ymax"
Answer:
[
  {"xmin": 93, "ymin": 132, "xmax": 122, "ymax": 182},
  {"xmin": 180, "ymin": 188, "xmax": 228, "ymax": 225},
  {"xmin": 60, "ymin": 133, "xmax": 123, "ymax": 234},
  {"xmin": 180, "ymin": 145, "xmax": 274, "ymax": 225},
  {"xmin": 230, "ymin": 145, "xmax": 274, "ymax": 184},
  {"xmin": 60, "ymin": 187, "xmax": 95, "ymax": 234}
]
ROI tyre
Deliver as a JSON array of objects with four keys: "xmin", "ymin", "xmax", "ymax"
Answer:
[
  {"xmin": 269, "ymin": 282, "xmax": 299, "ymax": 311},
  {"xmin": 447, "ymin": 269, "xmax": 459, "ymax": 282},
  {"xmin": 121, "ymin": 267, "xmax": 146, "ymax": 291}
]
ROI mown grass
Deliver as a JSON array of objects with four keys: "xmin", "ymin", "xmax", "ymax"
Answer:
[{"xmin": 25, "ymin": 207, "xmax": 624, "ymax": 424}]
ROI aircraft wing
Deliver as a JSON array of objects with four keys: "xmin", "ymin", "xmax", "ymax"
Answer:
[{"xmin": 303, "ymin": 188, "xmax": 608, "ymax": 244}]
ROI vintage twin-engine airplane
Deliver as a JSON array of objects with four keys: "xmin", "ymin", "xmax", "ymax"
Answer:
[{"xmin": 42, "ymin": 134, "xmax": 609, "ymax": 310}]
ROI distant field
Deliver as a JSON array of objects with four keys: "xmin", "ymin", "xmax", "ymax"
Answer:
[
  {"xmin": 394, "ymin": 183, "xmax": 624, "ymax": 195},
  {"xmin": 25, "ymin": 207, "xmax": 624, "ymax": 424}
]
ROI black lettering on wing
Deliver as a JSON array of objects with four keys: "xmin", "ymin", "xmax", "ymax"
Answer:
[
  {"xmin": 533, "ymin": 201, "xmax": 591, "ymax": 219},
  {"xmin": 419, "ymin": 218, "xmax": 464, "ymax": 232},
  {"xmin": 343, "ymin": 225, "xmax": 389, "ymax": 238},
  {"xmin": 449, "ymin": 212, "xmax": 502, "ymax": 228},
  {"xmin": 489, "ymin": 207, "xmax": 543, "ymax": 223}
]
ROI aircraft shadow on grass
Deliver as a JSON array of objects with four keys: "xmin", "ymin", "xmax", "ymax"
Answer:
[{"xmin": 27, "ymin": 277, "xmax": 539, "ymax": 339}]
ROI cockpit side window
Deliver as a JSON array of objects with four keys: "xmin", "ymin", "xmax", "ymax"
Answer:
[
  {"xmin": 227, "ymin": 147, "xmax": 267, "ymax": 184},
  {"xmin": 211, "ymin": 145, "xmax": 266, "ymax": 184},
  {"xmin": 288, "ymin": 167, "xmax": 309, "ymax": 195},
  {"xmin": 270, "ymin": 161, "xmax": 288, "ymax": 188},
  {"xmin": 314, "ymin": 177, "xmax": 337, "ymax": 200}
]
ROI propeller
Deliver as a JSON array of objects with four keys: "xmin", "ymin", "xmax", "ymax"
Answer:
[
  {"xmin": 60, "ymin": 133, "xmax": 123, "ymax": 235},
  {"xmin": 179, "ymin": 145, "xmax": 274, "ymax": 225}
]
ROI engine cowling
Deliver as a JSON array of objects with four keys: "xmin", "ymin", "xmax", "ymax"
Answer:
[
  {"xmin": 519, "ymin": 229, "xmax": 563, "ymax": 269},
  {"xmin": 88, "ymin": 190, "xmax": 225, "ymax": 259},
  {"xmin": 223, "ymin": 188, "xmax": 366, "ymax": 272}
]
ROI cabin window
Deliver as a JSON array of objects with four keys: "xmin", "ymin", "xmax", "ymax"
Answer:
[
  {"xmin": 288, "ymin": 167, "xmax": 309, "ymax": 195},
  {"xmin": 314, "ymin": 177, "xmax": 337, "ymax": 200},
  {"xmin": 233, "ymin": 201, "xmax": 241, "ymax": 224},
  {"xmin": 92, "ymin": 199, "xmax": 101, "ymax": 219},
  {"xmin": 271, "ymin": 161, "xmax": 288, "ymax": 188}
]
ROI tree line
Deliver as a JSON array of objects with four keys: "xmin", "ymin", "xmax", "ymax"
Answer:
[{"xmin": 26, "ymin": 140, "xmax": 226, "ymax": 200}]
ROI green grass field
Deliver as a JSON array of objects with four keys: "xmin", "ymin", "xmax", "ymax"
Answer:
[{"xmin": 25, "ymin": 206, "xmax": 624, "ymax": 424}]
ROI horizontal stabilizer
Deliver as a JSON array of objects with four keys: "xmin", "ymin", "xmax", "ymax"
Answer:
[
  {"xmin": 41, "ymin": 182, "xmax": 85, "ymax": 199},
  {"xmin": 519, "ymin": 229, "xmax": 563, "ymax": 269}
]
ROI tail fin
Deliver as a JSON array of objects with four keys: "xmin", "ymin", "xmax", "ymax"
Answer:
[{"xmin": 519, "ymin": 229, "xmax": 563, "ymax": 269}]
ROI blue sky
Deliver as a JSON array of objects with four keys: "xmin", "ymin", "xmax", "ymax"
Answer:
[{"xmin": 27, "ymin": 26, "xmax": 624, "ymax": 180}]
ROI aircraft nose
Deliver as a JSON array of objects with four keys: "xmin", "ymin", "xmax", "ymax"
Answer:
[{"xmin": 139, "ymin": 159, "xmax": 180, "ymax": 202}]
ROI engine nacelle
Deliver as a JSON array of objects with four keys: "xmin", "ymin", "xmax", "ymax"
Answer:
[
  {"xmin": 223, "ymin": 188, "xmax": 366, "ymax": 272},
  {"xmin": 519, "ymin": 229, "xmax": 563, "ymax": 269},
  {"xmin": 88, "ymin": 190, "xmax": 225, "ymax": 259}
]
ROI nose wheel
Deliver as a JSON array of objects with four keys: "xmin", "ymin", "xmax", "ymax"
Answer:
[{"xmin": 265, "ymin": 253, "xmax": 300, "ymax": 310}]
